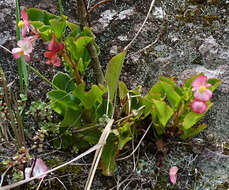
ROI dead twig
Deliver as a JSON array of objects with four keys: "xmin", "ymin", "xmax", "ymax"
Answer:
[
  {"xmin": 89, "ymin": 0, "xmax": 111, "ymax": 13},
  {"xmin": 0, "ymin": 166, "xmax": 12, "ymax": 187}
]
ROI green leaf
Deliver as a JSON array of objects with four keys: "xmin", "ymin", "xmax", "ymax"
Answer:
[
  {"xmin": 26, "ymin": 8, "xmax": 58, "ymax": 25},
  {"xmin": 105, "ymin": 51, "xmax": 127, "ymax": 102},
  {"xmin": 60, "ymin": 108, "xmax": 81, "ymax": 127},
  {"xmin": 153, "ymin": 100, "xmax": 173, "ymax": 127},
  {"xmin": 48, "ymin": 90, "xmax": 80, "ymax": 111},
  {"xmin": 74, "ymin": 36, "xmax": 92, "ymax": 58},
  {"xmin": 52, "ymin": 72, "xmax": 75, "ymax": 92},
  {"xmin": 180, "ymin": 124, "xmax": 207, "ymax": 139},
  {"xmin": 73, "ymin": 83, "xmax": 107, "ymax": 109},
  {"xmin": 160, "ymin": 81, "xmax": 181, "ymax": 110},
  {"xmin": 159, "ymin": 76, "xmax": 175, "ymax": 86},
  {"xmin": 101, "ymin": 135, "xmax": 118, "ymax": 176},
  {"xmin": 118, "ymin": 122, "xmax": 133, "ymax": 150},
  {"xmin": 148, "ymin": 82, "xmax": 165, "ymax": 99},
  {"xmin": 207, "ymin": 78, "xmax": 221, "ymax": 92},
  {"xmin": 49, "ymin": 18, "xmax": 66, "ymax": 39},
  {"xmin": 29, "ymin": 21, "xmax": 44, "ymax": 30},
  {"xmin": 38, "ymin": 25, "xmax": 52, "ymax": 40},
  {"xmin": 182, "ymin": 103, "xmax": 213, "ymax": 130},
  {"xmin": 67, "ymin": 21, "xmax": 79, "ymax": 32}
]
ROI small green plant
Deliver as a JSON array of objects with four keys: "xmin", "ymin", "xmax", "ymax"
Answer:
[{"xmin": 8, "ymin": 5, "xmax": 221, "ymax": 177}]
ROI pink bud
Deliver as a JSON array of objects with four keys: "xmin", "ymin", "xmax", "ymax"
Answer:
[
  {"xmin": 169, "ymin": 166, "xmax": 178, "ymax": 184},
  {"xmin": 191, "ymin": 100, "xmax": 207, "ymax": 114}
]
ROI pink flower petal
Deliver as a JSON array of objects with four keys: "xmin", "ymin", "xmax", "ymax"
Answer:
[
  {"xmin": 192, "ymin": 76, "xmax": 207, "ymax": 88},
  {"xmin": 21, "ymin": 10, "xmax": 29, "ymax": 23},
  {"xmin": 191, "ymin": 100, "xmax": 208, "ymax": 114},
  {"xmin": 194, "ymin": 89, "xmax": 212, "ymax": 102},
  {"xmin": 12, "ymin": 48, "xmax": 23, "ymax": 59},
  {"xmin": 24, "ymin": 54, "xmax": 31, "ymax": 62},
  {"xmin": 25, "ymin": 167, "xmax": 32, "ymax": 179},
  {"xmin": 17, "ymin": 38, "xmax": 33, "ymax": 54},
  {"xmin": 32, "ymin": 158, "xmax": 48, "ymax": 179},
  {"xmin": 169, "ymin": 166, "xmax": 178, "ymax": 184},
  {"xmin": 21, "ymin": 25, "xmax": 30, "ymax": 38},
  {"xmin": 21, "ymin": 10, "xmax": 31, "ymax": 37},
  {"xmin": 48, "ymin": 33, "xmax": 64, "ymax": 52}
]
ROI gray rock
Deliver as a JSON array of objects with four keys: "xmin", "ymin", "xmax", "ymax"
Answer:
[{"xmin": 199, "ymin": 36, "xmax": 219, "ymax": 57}]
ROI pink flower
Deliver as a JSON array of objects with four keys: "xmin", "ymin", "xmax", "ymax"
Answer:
[
  {"xmin": 48, "ymin": 33, "xmax": 64, "ymax": 52},
  {"xmin": 44, "ymin": 51, "xmax": 61, "ymax": 67},
  {"xmin": 191, "ymin": 100, "xmax": 208, "ymax": 114},
  {"xmin": 18, "ymin": 10, "xmax": 31, "ymax": 38},
  {"xmin": 25, "ymin": 158, "xmax": 48, "ymax": 179},
  {"xmin": 32, "ymin": 158, "xmax": 48, "ymax": 179},
  {"xmin": 192, "ymin": 76, "xmax": 212, "ymax": 102},
  {"xmin": 44, "ymin": 33, "xmax": 64, "ymax": 67},
  {"xmin": 169, "ymin": 166, "xmax": 178, "ymax": 184},
  {"xmin": 12, "ymin": 38, "xmax": 33, "ymax": 62}
]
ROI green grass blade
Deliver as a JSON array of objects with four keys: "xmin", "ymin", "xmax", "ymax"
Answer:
[
  {"xmin": 16, "ymin": 0, "xmax": 29, "ymax": 95},
  {"xmin": 58, "ymin": 0, "xmax": 63, "ymax": 16}
]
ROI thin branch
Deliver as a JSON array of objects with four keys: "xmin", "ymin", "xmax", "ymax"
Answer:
[
  {"xmin": 77, "ymin": 0, "xmax": 105, "ymax": 85},
  {"xmin": 89, "ymin": 0, "xmax": 111, "ymax": 13},
  {"xmin": 0, "ymin": 166, "xmax": 12, "ymax": 187}
]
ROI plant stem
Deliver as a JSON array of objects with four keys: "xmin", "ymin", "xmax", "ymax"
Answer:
[
  {"xmin": 62, "ymin": 51, "xmax": 83, "ymax": 84},
  {"xmin": 58, "ymin": 0, "xmax": 63, "ymax": 16},
  {"xmin": 76, "ymin": 0, "xmax": 105, "ymax": 85}
]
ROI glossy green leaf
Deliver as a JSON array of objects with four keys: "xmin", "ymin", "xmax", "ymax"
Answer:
[
  {"xmin": 118, "ymin": 122, "xmax": 133, "ymax": 150},
  {"xmin": 26, "ymin": 8, "xmax": 58, "ymax": 25},
  {"xmin": 52, "ymin": 72, "xmax": 75, "ymax": 92},
  {"xmin": 153, "ymin": 100, "xmax": 173, "ymax": 127},
  {"xmin": 182, "ymin": 103, "xmax": 213, "ymax": 130},
  {"xmin": 60, "ymin": 108, "xmax": 81, "ymax": 127},
  {"xmin": 180, "ymin": 124, "xmax": 207, "ymax": 139},
  {"xmin": 67, "ymin": 21, "xmax": 79, "ymax": 32},
  {"xmin": 48, "ymin": 90, "xmax": 79, "ymax": 111},
  {"xmin": 73, "ymin": 83, "xmax": 107, "ymax": 109},
  {"xmin": 160, "ymin": 81, "xmax": 181, "ymax": 110},
  {"xmin": 105, "ymin": 51, "xmax": 127, "ymax": 102},
  {"xmin": 29, "ymin": 21, "xmax": 44, "ymax": 29},
  {"xmin": 101, "ymin": 135, "xmax": 118, "ymax": 176},
  {"xmin": 207, "ymin": 78, "xmax": 222, "ymax": 92},
  {"xmin": 38, "ymin": 25, "xmax": 52, "ymax": 40},
  {"xmin": 159, "ymin": 76, "xmax": 175, "ymax": 86},
  {"xmin": 74, "ymin": 36, "xmax": 92, "ymax": 58},
  {"xmin": 148, "ymin": 82, "xmax": 165, "ymax": 99},
  {"xmin": 49, "ymin": 18, "xmax": 66, "ymax": 39}
]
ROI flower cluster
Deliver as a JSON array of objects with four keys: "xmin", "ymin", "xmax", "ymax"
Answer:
[
  {"xmin": 11, "ymin": 10, "xmax": 64, "ymax": 67},
  {"xmin": 191, "ymin": 76, "xmax": 212, "ymax": 114},
  {"xmin": 11, "ymin": 10, "xmax": 39, "ymax": 62},
  {"xmin": 44, "ymin": 33, "xmax": 64, "ymax": 67}
]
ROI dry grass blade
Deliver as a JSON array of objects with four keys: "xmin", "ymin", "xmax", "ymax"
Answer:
[
  {"xmin": 85, "ymin": 119, "xmax": 114, "ymax": 190},
  {"xmin": 124, "ymin": 0, "xmax": 156, "ymax": 51}
]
